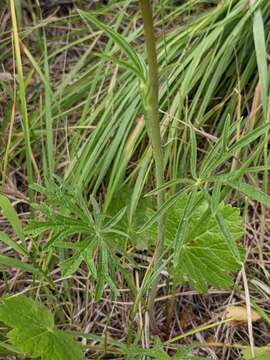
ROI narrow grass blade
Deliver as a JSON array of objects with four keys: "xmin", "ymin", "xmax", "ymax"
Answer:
[
  {"xmin": 21, "ymin": 43, "xmax": 53, "ymax": 96},
  {"xmin": 226, "ymin": 180, "xmax": 270, "ymax": 208},
  {"xmin": 189, "ymin": 123, "xmax": 197, "ymax": 179},
  {"xmin": 145, "ymin": 178, "xmax": 195, "ymax": 196},
  {"xmin": 95, "ymin": 52, "xmax": 143, "ymax": 79},
  {"xmin": 2, "ymin": 93, "xmax": 16, "ymax": 188},
  {"xmin": 78, "ymin": 10, "xmax": 146, "ymax": 80},
  {"xmin": 253, "ymin": 7, "xmax": 268, "ymax": 117},
  {"xmin": 253, "ymin": 5, "xmax": 269, "ymax": 201},
  {"xmin": 43, "ymin": 30, "xmax": 54, "ymax": 176},
  {"xmin": 9, "ymin": 0, "xmax": 33, "ymax": 203},
  {"xmin": 222, "ymin": 114, "xmax": 231, "ymax": 150},
  {"xmin": 210, "ymin": 122, "xmax": 270, "ymax": 174}
]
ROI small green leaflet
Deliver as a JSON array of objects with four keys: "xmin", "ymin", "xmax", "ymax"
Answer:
[
  {"xmin": 0, "ymin": 194, "xmax": 24, "ymax": 241},
  {"xmin": 163, "ymin": 193, "xmax": 244, "ymax": 293},
  {"xmin": 0, "ymin": 254, "xmax": 38, "ymax": 274},
  {"xmin": 241, "ymin": 346, "xmax": 270, "ymax": 360},
  {"xmin": 107, "ymin": 186, "xmax": 154, "ymax": 250},
  {"xmin": 214, "ymin": 209, "xmax": 241, "ymax": 261},
  {"xmin": 0, "ymin": 295, "xmax": 84, "ymax": 360},
  {"xmin": 0, "ymin": 194, "xmax": 29, "ymax": 261},
  {"xmin": 0, "ymin": 339, "xmax": 21, "ymax": 355},
  {"xmin": 123, "ymin": 343, "xmax": 204, "ymax": 359},
  {"xmin": 0, "ymin": 231, "xmax": 27, "ymax": 256}
]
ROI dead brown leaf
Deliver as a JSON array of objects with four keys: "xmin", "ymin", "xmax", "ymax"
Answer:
[
  {"xmin": 179, "ymin": 309, "xmax": 196, "ymax": 330},
  {"xmin": 224, "ymin": 305, "xmax": 261, "ymax": 328}
]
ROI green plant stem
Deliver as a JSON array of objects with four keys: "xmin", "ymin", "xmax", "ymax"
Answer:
[{"xmin": 139, "ymin": 0, "xmax": 165, "ymax": 330}]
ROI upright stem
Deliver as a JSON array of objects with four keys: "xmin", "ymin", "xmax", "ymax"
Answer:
[{"xmin": 139, "ymin": 0, "xmax": 165, "ymax": 328}]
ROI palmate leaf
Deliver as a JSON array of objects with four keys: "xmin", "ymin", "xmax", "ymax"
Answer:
[
  {"xmin": 0, "ymin": 295, "xmax": 84, "ymax": 360},
  {"xmin": 27, "ymin": 182, "xmax": 126, "ymax": 300},
  {"xmin": 163, "ymin": 193, "xmax": 244, "ymax": 292},
  {"xmin": 111, "ymin": 188, "xmax": 244, "ymax": 293}
]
